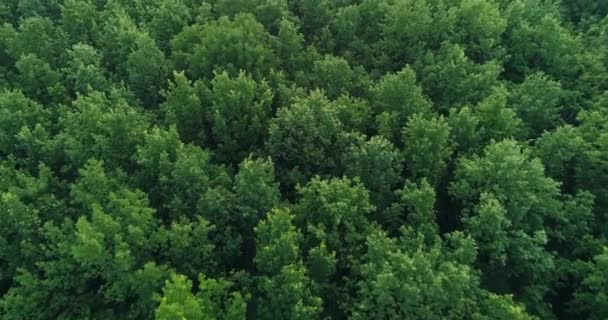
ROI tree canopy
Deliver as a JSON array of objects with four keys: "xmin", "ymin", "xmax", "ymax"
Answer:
[{"xmin": 0, "ymin": 1, "xmax": 607, "ymax": 319}]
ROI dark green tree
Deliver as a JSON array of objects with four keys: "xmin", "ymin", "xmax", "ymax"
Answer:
[
  {"xmin": 63, "ymin": 44, "xmax": 109, "ymax": 96},
  {"xmin": 309, "ymin": 54, "xmax": 370, "ymax": 99},
  {"xmin": 344, "ymin": 136, "xmax": 402, "ymax": 213},
  {"xmin": 208, "ymin": 71, "xmax": 274, "ymax": 165},
  {"xmin": 510, "ymin": 72, "xmax": 565, "ymax": 137},
  {"xmin": 402, "ymin": 113, "xmax": 452, "ymax": 186},
  {"xmin": 572, "ymin": 248, "xmax": 608, "ymax": 320},
  {"xmin": 0, "ymin": 90, "xmax": 50, "ymax": 157},
  {"xmin": 266, "ymin": 91, "xmax": 352, "ymax": 190},
  {"xmin": 417, "ymin": 43, "xmax": 501, "ymax": 112},
  {"xmin": 60, "ymin": 0, "xmax": 98, "ymax": 44},
  {"xmin": 126, "ymin": 35, "xmax": 168, "ymax": 107},
  {"xmin": 372, "ymin": 66, "xmax": 431, "ymax": 145},
  {"xmin": 160, "ymin": 72, "xmax": 207, "ymax": 145},
  {"xmin": 171, "ymin": 13, "xmax": 278, "ymax": 81}
]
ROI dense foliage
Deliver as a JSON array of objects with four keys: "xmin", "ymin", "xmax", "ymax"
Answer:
[{"xmin": 0, "ymin": 0, "xmax": 607, "ymax": 319}]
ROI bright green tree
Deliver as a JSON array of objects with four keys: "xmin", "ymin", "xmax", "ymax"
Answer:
[
  {"xmin": 254, "ymin": 208, "xmax": 322, "ymax": 320},
  {"xmin": 352, "ymin": 229, "xmax": 536, "ymax": 320},
  {"xmin": 451, "ymin": 140, "xmax": 562, "ymax": 315},
  {"xmin": 155, "ymin": 273, "xmax": 246, "ymax": 320}
]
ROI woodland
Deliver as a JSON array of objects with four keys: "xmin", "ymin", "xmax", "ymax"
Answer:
[{"xmin": 0, "ymin": 0, "xmax": 607, "ymax": 319}]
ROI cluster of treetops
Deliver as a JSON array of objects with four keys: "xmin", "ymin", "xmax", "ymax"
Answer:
[{"xmin": 0, "ymin": 0, "xmax": 607, "ymax": 319}]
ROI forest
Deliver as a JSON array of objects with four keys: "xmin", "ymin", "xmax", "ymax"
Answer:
[{"xmin": 0, "ymin": 0, "xmax": 607, "ymax": 319}]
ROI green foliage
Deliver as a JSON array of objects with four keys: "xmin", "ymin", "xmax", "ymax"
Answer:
[
  {"xmin": 0, "ymin": 2, "xmax": 606, "ymax": 320},
  {"xmin": 155, "ymin": 274, "xmax": 208, "ymax": 320},
  {"xmin": 60, "ymin": 0, "xmax": 98, "ymax": 44},
  {"xmin": 267, "ymin": 91, "xmax": 351, "ymax": 190},
  {"xmin": 372, "ymin": 66, "xmax": 431, "ymax": 119},
  {"xmin": 155, "ymin": 273, "xmax": 246, "ymax": 320},
  {"xmin": 372, "ymin": 66, "xmax": 431, "ymax": 145},
  {"xmin": 171, "ymin": 13, "xmax": 278, "ymax": 81},
  {"xmin": 135, "ymin": 127, "xmax": 240, "ymax": 268},
  {"xmin": 452, "ymin": 0, "xmax": 507, "ymax": 62},
  {"xmin": 474, "ymin": 87, "xmax": 523, "ymax": 144},
  {"xmin": 213, "ymin": 0, "xmax": 289, "ymax": 33},
  {"xmin": 14, "ymin": 54, "xmax": 65, "ymax": 105},
  {"xmin": 98, "ymin": 7, "xmax": 141, "ymax": 77},
  {"xmin": 5, "ymin": 16, "xmax": 67, "ymax": 67},
  {"xmin": 143, "ymin": 0, "xmax": 192, "ymax": 52},
  {"xmin": 572, "ymin": 248, "xmax": 608, "ymax": 320},
  {"xmin": 402, "ymin": 113, "xmax": 452, "ymax": 185},
  {"xmin": 380, "ymin": 0, "xmax": 452, "ymax": 68},
  {"xmin": 254, "ymin": 208, "xmax": 322, "ymax": 319},
  {"xmin": 464, "ymin": 193, "xmax": 511, "ymax": 269},
  {"xmin": 208, "ymin": 71, "xmax": 274, "ymax": 165},
  {"xmin": 0, "ymin": 90, "xmax": 50, "ymax": 156},
  {"xmin": 344, "ymin": 136, "xmax": 402, "ymax": 212},
  {"xmin": 56, "ymin": 90, "xmax": 149, "ymax": 170},
  {"xmin": 418, "ymin": 43, "xmax": 502, "ymax": 111},
  {"xmin": 309, "ymin": 54, "xmax": 370, "ymax": 99},
  {"xmin": 329, "ymin": 95, "xmax": 372, "ymax": 133},
  {"xmin": 160, "ymin": 72, "xmax": 207, "ymax": 145},
  {"xmin": 63, "ymin": 43, "xmax": 109, "ymax": 96},
  {"xmin": 0, "ymin": 162, "xmax": 169, "ymax": 319},
  {"xmin": 534, "ymin": 125, "xmax": 584, "ymax": 182},
  {"xmin": 126, "ymin": 35, "xmax": 168, "ymax": 107},
  {"xmin": 510, "ymin": 72, "xmax": 565, "ymax": 137},
  {"xmin": 294, "ymin": 176, "xmax": 374, "ymax": 274},
  {"xmin": 153, "ymin": 216, "xmax": 215, "ymax": 279},
  {"xmin": 504, "ymin": 0, "xmax": 582, "ymax": 81},
  {"xmin": 0, "ymin": 192, "xmax": 41, "ymax": 286},
  {"xmin": 451, "ymin": 140, "xmax": 562, "ymax": 234},
  {"xmin": 574, "ymin": 107, "xmax": 608, "ymax": 209},
  {"xmin": 401, "ymin": 179, "xmax": 439, "ymax": 242},
  {"xmin": 255, "ymin": 208, "xmax": 302, "ymax": 275},
  {"xmin": 448, "ymin": 106, "xmax": 480, "ymax": 155},
  {"xmin": 352, "ymin": 229, "xmax": 535, "ymax": 320},
  {"xmin": 275, "ymin": 18, "xmax": 310, "ymax": 79},
  {"xmin": 451, "ymin": 140, "xmax": 562, "ymax": 315},
  {"xmin": 234, "ymin": 157, "xmax": 280, "ymax": 235}
]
